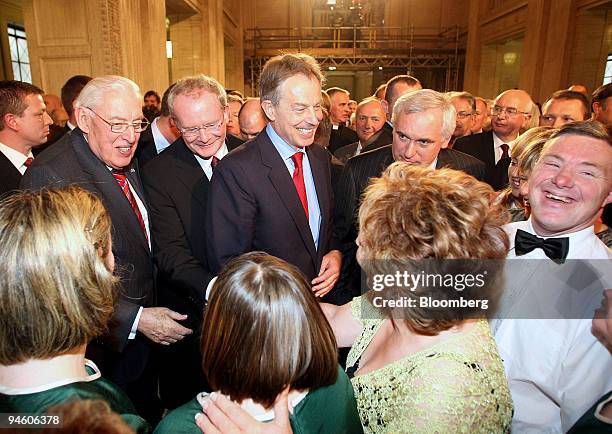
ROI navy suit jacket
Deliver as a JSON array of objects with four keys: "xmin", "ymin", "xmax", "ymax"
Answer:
[{"xmin": 206, "ymin": 129, "xmax": 338, "ymax": 286}]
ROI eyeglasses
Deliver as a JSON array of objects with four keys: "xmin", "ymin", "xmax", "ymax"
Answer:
[
  {"xmin": 456, "ymin": 111, "xmax": 473, "ymax": 119},
  {"xmin": 87, "ymin": 107, "xmax": 149, "ymax": 133},
  {"xmin": 491, "ymin": 105, "xmax": 530, "ymax": 118},
  {"xmin": 177, "ymin": 119, "xmax": 224, "ymax": 139}
]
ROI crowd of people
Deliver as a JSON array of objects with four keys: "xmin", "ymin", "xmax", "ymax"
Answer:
[{"xmin": 0, "ymin": 51, "xmax": 611, "ymax": 433}]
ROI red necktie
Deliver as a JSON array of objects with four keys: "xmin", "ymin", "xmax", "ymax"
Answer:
[
  {"xmin": 211, "ymin": 156, "xmax": 220, "ymax": 170},
  {"xmin": 112, "ymin": 172, "xmax": 149, "ymax": 243},
  {"xmin": 24, "ymin": 157, "xmax": 34, "ymax": 167},
  {"xmin": 500, "ymin": 143, "xmax": 509, "ymax": 161},
  {"xmin": 291, "ymin": 152, "xmax": 308, "ymax": 219}
]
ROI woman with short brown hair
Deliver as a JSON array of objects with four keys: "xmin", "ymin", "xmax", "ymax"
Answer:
[{"xmin": 155, "ymin": 252, "xmax": 362, "ymax": 433}]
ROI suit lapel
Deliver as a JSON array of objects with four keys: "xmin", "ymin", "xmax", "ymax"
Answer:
[
  {"xmin": 71, "ymin": 130, "xmax": 150, "ymax": 253},
  {"xmin": 258, "ymin": 132, "xmax": 318, "ymax": 264},
  {"xmin": 173, "ymin": 140, "xmax": 209, "ymax": 208}
]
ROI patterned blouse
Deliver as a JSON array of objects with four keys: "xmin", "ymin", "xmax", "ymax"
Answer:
[{"xmin": 347, "ymin": 296, "xmax": 512, "ymax": 433}]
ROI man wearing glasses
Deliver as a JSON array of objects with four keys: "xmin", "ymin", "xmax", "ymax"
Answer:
[
  {"xmin": 448, "ymin": 91, "xmax": 476, "ymax": 146},
  {"xmin": 21, "ymin": 75, "xmax": 188, "ymax": 424},
  {"xmin": 455, "ymin": 89, "xmax": 533, "ymax": 190},
  {"xmin": 140, "ymin": 74, "xmax": 241, "ymax": 409}
]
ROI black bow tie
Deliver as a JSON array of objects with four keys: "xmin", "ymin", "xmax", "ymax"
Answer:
[{"xmin": 514, "ymin": 229, "xmax": 569, "ymax": 263}]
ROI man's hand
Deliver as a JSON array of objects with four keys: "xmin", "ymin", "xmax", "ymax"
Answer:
[
  {"xmin": 592, "ymin": 289, "xmax": 612, "ymax": 355},
  {"xmin": 137, "ymin": 307, "xmax": 192, "ymax": 345},
  {"xmin": 312, "ymin": 249, "xmax": 342, "ymax": 297},
  {"xmin": 195, "ymin": 389, "xmax": 292, "ymax": 434}
]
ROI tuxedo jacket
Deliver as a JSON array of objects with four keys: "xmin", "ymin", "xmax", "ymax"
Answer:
[
  {"xmin": 329, "ymin": 124, "xmax": 358, "ymax": 154},
  {"xmin": 206, "ymin": 129, "xmax": 338, "ymax": 284},
  {"xmin": 20, "ymin": 129, "xmax": 155, "ymax": 382},
  {"xmin": 454, "ymin": 130, "xmax": 510, "ymax": 190},
  {"xmin": 0, "ymin": 151, "xmax": 22, "ymax": 199},
  {"xmin": 333, "ymin": 145, "xmax": 486, "ymax": 298}
]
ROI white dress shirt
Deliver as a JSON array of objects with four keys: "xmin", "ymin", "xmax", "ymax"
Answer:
[
  {"xmin": 0, "ymin": 142, "xmax": 33, "ymax": 175},
  {"xmin": 194, "ymin": 143, "xmax": 228, "ymax": 181},
  {"xmin": 151, "ymin": 117, "xmax": 172, "ymax": 155},
  {"xmin": 493, "ymin": 219, "xmax": 612, "ymax": 433},
  {"xmin": 492, "ymin": 131, "xmax": 517, "ymax": 164}
]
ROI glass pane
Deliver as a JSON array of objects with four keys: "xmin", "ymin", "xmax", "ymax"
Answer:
[
  {"xmin": 20, "ymin": 64, "xmax": 32, "ymax": 83},
  {"xmin": 12, "ymin": 61, "xmax": 20, "ymax": 80},
  {"xmin": 9, "ymin": 36, "xmax": 17, "ymax": 61},
  {"xmin": 7, "ymin": 26, "xmax": 15, "ymax": 36},
  {"xmin": 16, "ymin": 29, "xmax": 26, "ymax": 38},
  {"xmin": 17, "ymin": 38, "xmax": 28, "ymax": 62}
]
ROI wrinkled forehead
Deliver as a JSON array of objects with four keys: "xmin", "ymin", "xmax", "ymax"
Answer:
[{"xmin": 543, "ymin": 134, "xmax": 612, "ymax": 168}]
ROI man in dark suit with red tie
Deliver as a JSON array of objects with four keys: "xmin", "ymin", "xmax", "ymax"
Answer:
[
  {"xmin": 21, "ymin": 76, "xmax": 191, "ymax": 424},
  {"xmin": 0, "ymin": 81, "xmax": 52, "ymax": 198},
  {"xmin": 141, "ymin": 75, "xmax": 242, "ymax": 408},
  {"xmin": 454, "ymin": 89, "xmax": 533, "ymax": 190},
  {"xmin": 206, "ymin": 53, "xmax": 342, "ymax": 300}
]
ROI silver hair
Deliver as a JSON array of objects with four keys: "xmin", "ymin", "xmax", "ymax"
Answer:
[
  {"xmin": 392, "ymin": 89, "xmax": 456, "ymax": 141},
  {"xmin": 167, "ymin": 74, "xmax": 227, "ymax": 117},
  {"xmin": 74, "ymin": 75, "xmax": 141, "ymax": 111}
]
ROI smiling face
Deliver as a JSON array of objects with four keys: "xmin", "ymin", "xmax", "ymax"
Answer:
[
  {"xmin": 78, "ymin": 91, "xmax": 143, "ymax": 170},
  {"xmin": 173, "ymin": 91, "xmax": 228, "ymax": 159},
  {"xmin": 263, "ymin": 74, "xmax": 322, "ymax": 149},
  {"xmin": 508, "ymin": 157, "xmax": 522, "ymax": 198},
  {"xmin": 528, "ymin": 135, "xmax": 612, "ymax": 236},
  {"xmin": 392, "ymin": 109, "xmax": 446, "ymax": 166},
  {"xmin": 355, "ymin": 100, "xmax": 385, "ymax": 143}
]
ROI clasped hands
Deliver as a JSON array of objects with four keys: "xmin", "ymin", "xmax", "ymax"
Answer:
[{"xmin": 138, "ymin": 307, "xmax": 192, "ymax": 345}]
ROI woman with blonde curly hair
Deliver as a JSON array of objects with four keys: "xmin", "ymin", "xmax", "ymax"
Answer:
[
  {"xmin": 322, "ymin": 163, "xmax": 513, "ymax": 433},
  {"xmin": 0, "ymin": 187, "xmax": 148, "ymax": 433}
]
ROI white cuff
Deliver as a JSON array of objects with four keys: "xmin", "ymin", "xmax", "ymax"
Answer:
[{"xmin": 128, "ymin": 306, "xmax": 144, "ymax": 340}]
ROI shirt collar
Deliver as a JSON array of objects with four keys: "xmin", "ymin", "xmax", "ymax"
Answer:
[
  {"xmin": 525, "ymin": 217, "xmax": 595, "ymax": 242},
  {"xmin": 266, "ymin": 123, "xmax": 305, "ymax": 162},
  {"xmin": 66, "ymin": 121, "xmax": 76, "ymax": 130},
  {"xmin": 194, "ymin": 142, "xmax": 229, "ymax": 168},
  {"xmin": 0, "ymin": 141, "xmax": 32, "ymax": 170},
  {"xmin": 492, "ymin": 131, "xmax": 518, "ymax": 149}
]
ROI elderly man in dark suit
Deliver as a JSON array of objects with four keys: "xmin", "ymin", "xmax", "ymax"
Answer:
[
  {"xmin": 21, "ymin": 75, "xmax": 192, "ymax": 424},
  {"xmin": 454, "ymin": 89, "xmax": 533, "ymax": 190},
  {"xmin": 334, "ymin": 89, "xmax": 486, "ymax": 300},
  {"xmin": 206, "ymin": 53, "xmax": 342, "ymax": 300},
  {"xmin": 0, "ymin": 81, "xmax": 52, "ymax": 198},
  {"xmin": 141, "ymin": 74, "xmax": 242, "ymax": 409},
  {"xmin": 327, "ymin": 87, "xmax": 358, "ymax": 154},
  {"xmin": 334, "ymin": 97, "xmax": 387, "ymax": 163}
]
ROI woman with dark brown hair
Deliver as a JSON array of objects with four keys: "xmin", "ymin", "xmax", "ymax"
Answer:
[{"xmin": 155, "ymin": 252, "xmax": 362, "ymax": 434}]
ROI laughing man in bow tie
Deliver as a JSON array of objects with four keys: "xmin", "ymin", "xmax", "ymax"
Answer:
[{"xmin": 493, "ymin": 120, "xmax": 612, "ymax": 433}]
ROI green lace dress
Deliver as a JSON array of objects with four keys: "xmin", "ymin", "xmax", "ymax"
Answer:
[{"xmin": 346, "ymin": 297, "xmax": 512, "ymax": 433}]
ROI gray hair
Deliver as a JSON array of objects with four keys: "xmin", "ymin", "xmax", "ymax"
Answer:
[
  {"xmin": 167, "ymin": 74, "xmax": 227, "ymax": 117},
  {"xmin": 74, "ymin": 75, "xmax": 141, "ymax": 111},
  {"xmin": 448, "ymin": 91, "xmax": 476, "ymax": 112},
  {"xmin": 392, "ymin": 89, "xmax": 456, "ymax": 141}
]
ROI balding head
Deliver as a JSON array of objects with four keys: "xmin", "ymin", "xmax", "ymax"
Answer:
[
  {"xmin": 238, "ymin": 98, "xmax": 268, "ymax": 140},
  {"xmin": 491, "ymin": 89, "xmax": 533, "ymax": 141}
]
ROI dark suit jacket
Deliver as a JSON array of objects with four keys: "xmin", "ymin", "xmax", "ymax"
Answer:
[
  {"xmin": 206, "ymin": 129, "xmax": 338, "ymax": 284},
  {"xmin": 329, "ymin": 124, "xmax": 358, "ymax": 154},
  {"xmin": 454, "ymin": 130, "xmax": 510, "ymax": 190},
  {"xmin": 20, "ymin": 129, "xmax": 155, "ymax": 381},
  {"xmin": 333, "ymin": 145, "xmax": 486, "ymax": 298},
  {"xmin": 135, "ymin": 125, "xmax": 158, "ymax": 169},
  {"xmin": 0, "ymin": 151, "xmax": 22, "ymax": 199},
  {"xmin": 333, "ymin": 127, "xmax": 394, "ymax": 164},
  {"xmin": 141, "ymin": 139, "xmax": 240, "ymax": 320}
]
